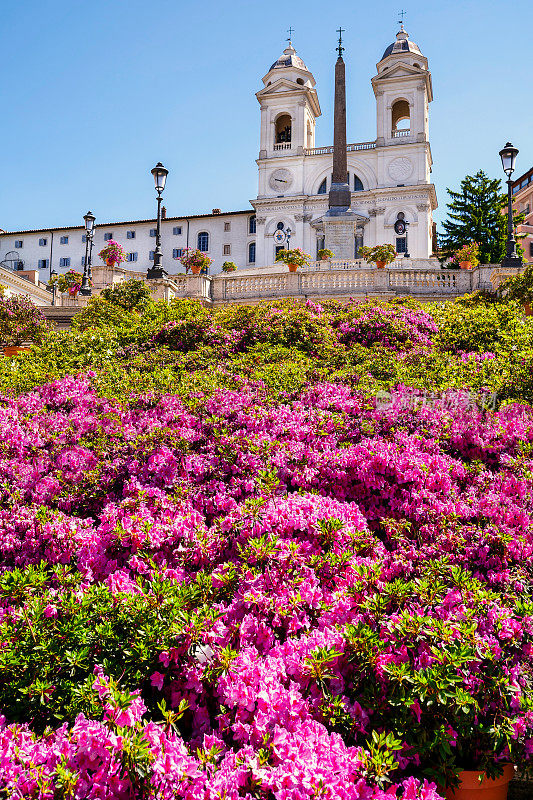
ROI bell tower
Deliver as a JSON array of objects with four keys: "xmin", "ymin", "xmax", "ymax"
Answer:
[
  {"xmin": 371, "ymin": 25, "xmax": 432, "ymax": 147},
  {"xmin": 256, "ymin": 40, "xmax": 321, "ymax": 160}
]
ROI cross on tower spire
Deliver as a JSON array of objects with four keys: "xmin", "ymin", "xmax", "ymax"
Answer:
[
  {"xmin": 398, "ymin": 9, "xmax": 407, "ymax": 28},
  {"xmin": 287, "ymin": 26, "xmax": 294, "ymax": 43},
  {"xmin": 336, "ymin": 26, "xmax": 345, "ymax": 58}
]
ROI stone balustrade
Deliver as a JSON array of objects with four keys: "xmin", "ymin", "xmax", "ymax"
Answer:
[{"xmin": 45, "ymin": 263, "xmax": 523, "ymax": 323}]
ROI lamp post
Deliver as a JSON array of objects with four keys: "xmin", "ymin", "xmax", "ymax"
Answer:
[
  {"xmin": 80, "ymin": 211, "xmax": 95, "ymax": 295},
  {"xmin": 49, "ymin": 269, "xmax": 58, "ymax": 306},
  {"xmin": 147, "ymin": 162, "xmax": 169, "ymax": 279},
  {"xmin": 499, "ymin": 142, "xmax": 522, "ymax": 269},
  {"xmin": 286, "ymin": 226, "xmax": 292, "ymax": 249}
]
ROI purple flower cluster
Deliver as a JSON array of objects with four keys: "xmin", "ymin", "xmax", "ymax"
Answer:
[{"xmin": 0, "ymin": 372, "xmax": 533, "ymax": 797}]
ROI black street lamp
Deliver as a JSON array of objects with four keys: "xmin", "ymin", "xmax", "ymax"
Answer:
[
  {"xmin": 49, "ymin": 269, "xmax": 58, "ymax": 306},
  {"xmin": 80, "ymin": 211, "xmax": 95, "ymax": 295},
  {"xmin": 286, "ymin": 226, "xmax": 292, "ymax": 249},
  {"xmin": 499, "ymin": 142, "xmax": 522, "ymax": 269},
  {"xmin": 147, "ymin": 162, "xmax": 169, "ymax": 279}
]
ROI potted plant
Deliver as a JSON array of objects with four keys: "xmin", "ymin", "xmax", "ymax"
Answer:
[
  {"xmin": 450, "ymin": 242, "xmax": 480, "ymax": 270},
  {"xmin": 221, "ymin": 261, "xmax": 237, "ymax": 273},
  {"xmin": 497, "ymin": 263, "xmax": 532, "ymax": 314},
  {"xmin": 180, "ymin": 248, "xmax": 213, "ymax": 275},
  {"xmin": 98, "ymin": 240, "xmax": 128, "ymax": 268},
  {"xmin": 359, "ymin": 243, "xmax": 397, "ymax": 268},
  {"xmin": 275, "ymin": 248, "xmax": 311, "ymax": 272},
  {"xmin": 318, "ymin": 248, "xmax": 335, "ymax": 262},
  {"xmin": 49, "ymin": 270, "xmax": 86, "ymax": 298},
  {"xmin": 345, "ymin": 574, "xmax": 532, "ymax": 800},
  {"xmin": 0, "ymin": 294, "xmax": 49, "ymax": 356}
]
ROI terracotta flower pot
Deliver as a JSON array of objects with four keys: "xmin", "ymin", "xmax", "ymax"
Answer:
[
  {"xmin": 190, "ymin": 265, "xmax": 201, "ymax": 275},
  {"xmin": 3, "ymin": 346, "xmax": 31, "ymax": 357},
  {"xmin": 288, "ymin": 263, "xmax": 298, "ymax": 273},
  {"xmin": 459, "ymin": 261, "xmax": 472, "ymax": 270},
  {"xmin": 523, "ymin": 302, "xmax": 532, "ymax": 316},
  {"xmin": 375, "ymin": 260, "xmax": 387, "ymax": 269},
  {"xmin": 444, "ymin": 765, "xmax": 514, "ymax": 800}
]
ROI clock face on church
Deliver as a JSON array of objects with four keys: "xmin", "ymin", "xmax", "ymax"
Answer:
[{"xmin": 269, "ymin": 169, "xmax": 293, "ymax": 192}]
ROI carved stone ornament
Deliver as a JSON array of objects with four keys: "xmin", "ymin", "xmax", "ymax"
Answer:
[
  {"xmin": 294, "ymin": 214, "xmax": 305, "ymax": 222},
  {"xmin": 388, "ymin": 157, "xmax": 414, "ymax": 182},
  {"xmin": 303, "ymin": 213, "xmax": 313, "ymax": 222},
  {"xmin": 416, "ymin": 203, "xmax": 430, "ymax": 212},
  {"xmin": 255, "ymin": 216, "xmax": 267, "ymax": 225}
]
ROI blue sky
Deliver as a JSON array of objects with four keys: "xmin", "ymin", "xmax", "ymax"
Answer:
[{"xmin": 1, "ymin": 0, "xmax": 531, "ymax": 232}]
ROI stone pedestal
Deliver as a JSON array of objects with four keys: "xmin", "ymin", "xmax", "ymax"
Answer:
[{"xmin": 324, "ymin": 211, "xmax": 360, "ymax": 260}]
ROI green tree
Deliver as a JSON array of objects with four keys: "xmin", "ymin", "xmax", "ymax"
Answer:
[{"xmin": 439, "ymin": 170, "xmax": 523, "ymax": 265}]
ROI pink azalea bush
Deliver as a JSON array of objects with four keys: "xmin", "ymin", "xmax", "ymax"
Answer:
[{"xmin": 0, "ymin": 298, "xmax": 533, "ymax": 797}]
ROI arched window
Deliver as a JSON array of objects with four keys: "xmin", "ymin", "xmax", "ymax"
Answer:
[
  {"xmin": 354, "ymin": 175, "xmax": 364, "ymax": 191},
  {"xmin": 249, "ymin": 215, "xmax": 256, "ymax": 234},
  {"xmin": 275, "ymin": 114, "xmax": 292, "ymax": 144},
  {"xmin": 197, "ymin": 231, "xmax": 209, "ymax": 252},
  {"xmin": 248, "ymin": 242, "xmax": 256, "ymax": 263},
  {"xmin": 296, "ymin": 78, "xmax": 304, "ymax": 85},
  {"xmin": 276, "ymin": 221, "xmax": 285, "ymax": 230},
  {"xmin": 317, "ymin": 178, "xmax": 327, "ymax": 194},
  {"xmin": 392, "ymin": 100, "xmax": 410, "ymax": 135}
]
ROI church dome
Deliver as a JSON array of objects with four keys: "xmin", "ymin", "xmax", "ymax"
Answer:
[
  {"xmin": 269, "ymin": 42, "xmax": 309, "ymax": 72},
  {"xmin": 381, "ymin": 25, "xmax": 422, "ymax": 59}
]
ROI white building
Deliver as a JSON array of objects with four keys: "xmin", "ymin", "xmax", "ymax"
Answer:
[{"xmin": 0, "ymin": 25, "xmax": 437, "ymax": 280}]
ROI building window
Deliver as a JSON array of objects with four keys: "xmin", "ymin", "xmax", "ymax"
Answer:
[
  {"xmin": 530, "ymin": 242, "xmax": 533, "ymax": 258},
  {"xmin": 318, "ymin": 178, "xmax": 327, "ymax": 195},
  {"xmin": 149, "ymin": 251, "xmax": 155, "ymax": 260},
  {"xmin": 197, "ymin": 231, "xmax": 209, "ymax": 251},
  {"xmin": 248, "ymin": 242, "xmax": 256, "ymax": 263},
  {"xmin": 150, "ymin": 229, "xmax": 157, "ymax": 237},
  {"xmin": 59, "ymin": 257, "xmax": 71, "ymax": 267},
  {"xmin": 223, "ymin": 244, "xmax": 231, "ymax": 255},
  {"xmin": 173, "ymin": 226, "xmax": 182, "ymax": 235},
  {"xmin": 82, "ymin": 234, "xmax": 87, "ymax": 243},
  {"xmin": 173, "ymin": 248, "xmax": 184, "ymax": 259},
  {"xmin": 38, "ymin": 259, "xmax": 49, "ymax": 270},
  {"xmin": 104, "ymin": 232, "xmax": 113, "ymax": 241},
  {"xmin": 224, "ymin": 222, "xmax": 231, "ymax": 232},
  {"xmin": 354, "ymin": 175, "xmax": 364, "ymax": 191},
  {"xmin": 39, "ymin": 238, "xmax": 47, "ymax": 246},
  {"xmin": 81, "ymin": 256, "xmax": 86, "ymax": 266},
  {"xmin": 396, "ymin": 237, "xmax": 407, "ymax": 254},
  {"xmin": 249, "ymin": 216, "xmax": 256, "ymax": 234},
  {"xmin": 14, "ymin": 240, "xmax": 23, "ymax": 249},
  {"xmin": 127, "ymin": 231, "xmax": 136, "ymax": 239},
  {"xmin": 275, "ymin": 245, "xmax": 285, "ymax": 257},
  {"xmin": 60, "ymin": 235, "xmax": 69, "ymax": 244},
  {"xmin": 355, "ymin": 235, "xmax": 364, "ymax": 257},
  {"xmin": 127, "ymin": 252, "xmax": 138, "ymax": 262},
  {"xmin": 276, "ymin": 222, "xmax": 284, "ymax": 230}
]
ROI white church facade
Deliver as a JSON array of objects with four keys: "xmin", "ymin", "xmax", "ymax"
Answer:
[{"xmin": 0, "ymin": 26, "xmax": 437, "ymax": 279}]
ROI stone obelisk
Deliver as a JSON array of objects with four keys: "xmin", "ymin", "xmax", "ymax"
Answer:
[
  {"xmin": 322, "ymin": 29, "xmax": 368, "ymax": 259},
  {"xmin": 329, "ymin": 32, "xmax": 351, "ymax": 210}
]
